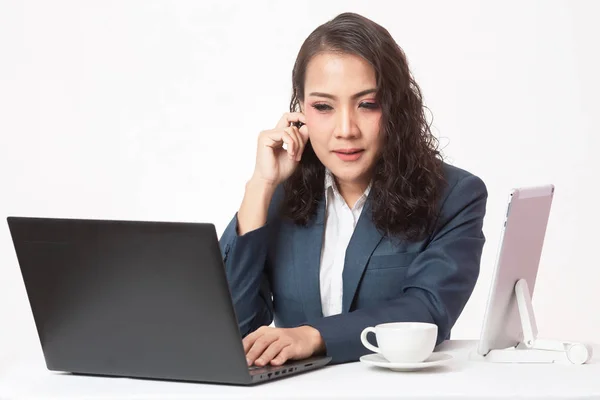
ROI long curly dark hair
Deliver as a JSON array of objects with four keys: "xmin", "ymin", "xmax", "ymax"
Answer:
[{"xmin": 282, "ymin": 12, "xmax": 446, "ymax": 241}]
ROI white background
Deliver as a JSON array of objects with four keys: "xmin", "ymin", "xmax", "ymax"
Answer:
[{"xmin": 1, "ymin": 0, "xmax": 598, "ymax": 367}]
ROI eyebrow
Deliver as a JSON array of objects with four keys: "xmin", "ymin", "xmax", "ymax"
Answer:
[{"xmin": 307, "ymin": 88, "xmax": 377, "ymax": 100}]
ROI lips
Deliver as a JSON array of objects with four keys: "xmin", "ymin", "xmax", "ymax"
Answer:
[
  {"xmin": 333, "ymin": 148, "xmax": 364, "ymax": 162},
  {"xmin": 333, "ymin": 148, "xmax": 363, "ymax": 154}
]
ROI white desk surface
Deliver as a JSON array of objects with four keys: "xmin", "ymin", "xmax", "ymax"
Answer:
[{"xmin": 1, "ymin": 340, "xmax": 599, "ymax": 400}]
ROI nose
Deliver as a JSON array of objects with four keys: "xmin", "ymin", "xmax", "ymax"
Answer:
[{"xmin": 334, "ymin": 109, "xmax": 359, "ymax": 139}]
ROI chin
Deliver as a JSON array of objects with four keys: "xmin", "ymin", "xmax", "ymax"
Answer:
[{"xmin": 328, "ymin": 165, "xmax": 368, "ymax": 184}]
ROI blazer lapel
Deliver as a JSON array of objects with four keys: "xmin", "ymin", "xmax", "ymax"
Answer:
[
  {"xmin": 294, "ymin": 198, "xmax": 326, "ymax": 321},
  {"xmin": 342, "ymin": 197, "xmax": 384, "ymax": 312}
]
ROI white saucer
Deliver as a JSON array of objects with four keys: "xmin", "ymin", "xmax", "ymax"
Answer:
[{"xmin": 359, "ymin": 352, "xmax": 453, "ymax": 371}]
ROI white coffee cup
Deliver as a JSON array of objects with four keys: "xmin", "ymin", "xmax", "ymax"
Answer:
[{"xmin": 360, "ymin": 322, "xmax": 438, "ymax": 363}]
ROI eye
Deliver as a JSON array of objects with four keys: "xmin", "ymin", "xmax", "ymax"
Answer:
[
  {"xmin": 312, "ymin": 103, "xmax": 333, "ymax": 112},
  {"xmin": 360, "ymin": 102, "xmax": 379, "ymax": 110}
]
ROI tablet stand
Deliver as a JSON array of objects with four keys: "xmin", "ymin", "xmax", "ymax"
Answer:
[{"xmin": 476, "ymin": 279, "xmax": 593, "ymax": 364}]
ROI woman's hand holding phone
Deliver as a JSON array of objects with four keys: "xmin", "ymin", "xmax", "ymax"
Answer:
[
  {"xmin": 237, "ymin": 112, "xmax": 309, "ymax": 235},
  {"xmin": 251, "ymin": 112, "xmax": 309, "ymax": 187}
]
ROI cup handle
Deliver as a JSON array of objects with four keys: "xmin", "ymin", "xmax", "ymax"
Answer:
[{"xmin": 360, "ymin": 327, "xmax": 380, "ymax": 353}]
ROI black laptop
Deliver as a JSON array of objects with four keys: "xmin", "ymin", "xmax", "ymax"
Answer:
[{"xmin": 7, "ymin": 216, "xmax": 331, "ymax": 385}]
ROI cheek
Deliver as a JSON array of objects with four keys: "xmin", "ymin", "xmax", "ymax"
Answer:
[
  {"xmin": 367, "ymin": 110, "xmax": 382, "ymax": 129},
  {"xmin": 305, "ymin": 107, "xmax": 327, "ymax": 126},
  {"xmin": 356, "ymin": 112, "xmax": 382, "ymax": 145},
  {"xmin": 366, "ymin": 112, "xmax": 383, "ymax": 143},
  {"xmin": 305, "ymin": 110, "xmax": 332, "ymax": 148}
]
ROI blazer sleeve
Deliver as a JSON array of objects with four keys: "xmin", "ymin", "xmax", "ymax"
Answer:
[
  {"xmin": 219, "ymin": 187, "xmax": 283, "ymax": 337},
  {"xmin": 306, "ymin": 174, "xmax": 488, "ymax": 364}
]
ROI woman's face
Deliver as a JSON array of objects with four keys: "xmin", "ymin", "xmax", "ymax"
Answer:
[{"xmin": 302, "ymin": 52, "xmax": 383, "ymax": 188}]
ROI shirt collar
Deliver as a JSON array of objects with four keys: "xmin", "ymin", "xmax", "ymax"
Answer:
[{"xmin": 324, "ymin": 169, "xmax": 372, "ymax": 208}]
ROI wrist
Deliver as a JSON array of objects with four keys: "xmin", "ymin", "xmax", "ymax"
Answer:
[
  {"xmin": 246, "ymin": 176, "xmax": 278, "ymax": 196},
  {"xmin": 302, "ymin": 325, "xmax": 326, "ymax": 355},
  {"xmin": 237, "ymin": 177, "xmax": 277, "ymax": 236}
]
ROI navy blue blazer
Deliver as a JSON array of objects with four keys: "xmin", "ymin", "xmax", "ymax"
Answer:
[{"xmin": 219, "ymin": 163, "xmax": 487, "ymax": 364}]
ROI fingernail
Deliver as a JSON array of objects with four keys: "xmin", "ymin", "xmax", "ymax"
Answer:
[{"xmin": 246, "ymin": 358, "xmax": 252, "ymax": 366}]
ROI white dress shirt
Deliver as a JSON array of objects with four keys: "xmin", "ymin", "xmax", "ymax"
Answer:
[{"xmin": 319, "ymin": 169, "xmax": 371, "ymax": 317}]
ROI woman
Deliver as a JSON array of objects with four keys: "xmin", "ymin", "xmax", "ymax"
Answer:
[{"xmin": 219, "ymin": 12, "xmax": 487, "ymax": 366}]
